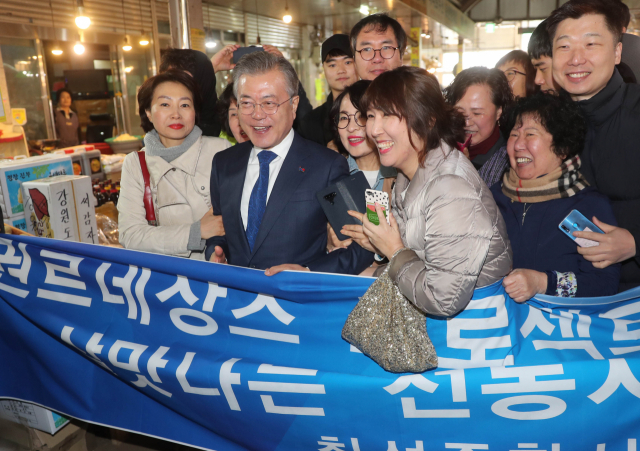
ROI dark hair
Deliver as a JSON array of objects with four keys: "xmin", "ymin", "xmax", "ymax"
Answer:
[
  {"xmin": 215, "ymin": 83, "xmax": 236, "ymax": 137},
  {"xmin": 137, "ymin": 70, "xmax": 202, "ymax": 133},
  {"xmin": 325, "ymin": 49, "xmax": 351, "ymax": 62},
  {"xmin": 502, "ymin": 92, "xmax": 586, "ymax": 160},
  {"xmin": 362, "ymin": 66, "xmax": 465, "ymax": 166},
  {"xmin": 444, "ymin": 66, "xmax": 514, "ymax": 111},
  {"xmin": 528, "ymin": 19, "xmax": 552, "ymax": 60},
  {"xmin": 56, "ymin": 87, "xmax": 73, "ymax": 104},
  {"xmin": 159, "ymin": 48, "xmax": 200, "ymax": 74},
  {"xmin": 350, "ymin": 13, "xmax": 407, "ymax": 57},
  {"xmin": 329, "ymin": 80, "xmax": 371, "ymax": 157},
  {"xmin": 495, "ymin": 50, "xmax": 538, "ymax": 98},
  {"xmin": 547, "ymin": 0, "xmax": 624, "ymax": 45}
]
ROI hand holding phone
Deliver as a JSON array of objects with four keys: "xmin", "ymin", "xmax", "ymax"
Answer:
[
  {"xmin": 559, "ymin": 210, "xmax": 604, "ymax": 247},
  {"xmin": 365, "ymin": 189, "xmax": 389, "ymax": 226}
]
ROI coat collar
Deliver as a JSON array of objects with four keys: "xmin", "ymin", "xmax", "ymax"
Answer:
[
  {"xmin": 577, "ymin": 68, "xmax": 626, "ymax": 127},
  {"xmin": 145, "ymin": 136, "xmax": 203, "ymax": 187}
]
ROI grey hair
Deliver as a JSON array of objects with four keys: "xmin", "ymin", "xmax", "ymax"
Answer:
[{"xmin": 232, "ymin": 51, "xmax": 299, "ymax": 99}]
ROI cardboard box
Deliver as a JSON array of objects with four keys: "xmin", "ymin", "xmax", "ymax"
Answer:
[
  {"xmin": 22, "ymin": 177, "xmax": 78, "ymax": 241},
  {"xmin": 55, "ymin": 147, "xmax": 104, "ymax": 183},
  {"xmin": 0, "ymin": 154, "xmax": 74, "ymax": 217},
  {"xmin": 0, "ymin": 400, "xmax": 69, "ymax": 435},
  {"xmin": 56, "ymin": 175, "xmax": 98, "ymax": 244}
]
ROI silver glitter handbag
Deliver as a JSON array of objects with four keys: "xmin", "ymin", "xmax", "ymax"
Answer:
[{"xmin": 342, "ymin": 261, "xmax": 438, "ymax": 373}]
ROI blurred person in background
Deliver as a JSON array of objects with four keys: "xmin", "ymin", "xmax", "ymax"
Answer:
[
  {"xmin": 350, "ymin": 13, "xmax": 406, "ymax": 81},
  {"xmin": 547, "ymin": 0, "xmax": 640, "ymax": 291},
  {"xmin": 492, "ymin": 93, "xmax": 620, "ymax": 301},
  {"xmin": 118, "ymin": 70, "xmax": 230, "ymax": 260},
  {"xmin": 54, "ymin": 88, "xmax": 79, "ymax": 147},
  {"xmin": 298, "ymin": 34, "xmax": 358, "ymax": 147},
  {"xmin": 444, "ymin": 67, "xmax": 514, "ymax": 186},
  {"xmin": 346, "ymin": 67, "xmax": 511, "ymax": 317},
  {"xmin": 214, "ymin": 83, "xmax": 249, "ymax": 145},
  {"xmin": 528, "ymin": 19, "xmax": 561, "ymax": 94},
  {"xmin": 495, "ymin": 50, "xmax": 538, "ymax": 98}
]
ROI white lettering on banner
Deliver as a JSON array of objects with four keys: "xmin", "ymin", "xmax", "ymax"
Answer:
[
  {"xmin": 176, "ymin": 352, "xmax": 220, "ymax": 396},
  {"xmin": 0, "ymin": 273, "xmax": 28, "ymax": 298},
  {"xmin": 385, "ymin": 441, "xmax": 424, "ymax": 451},
  {"xmin": 437, "ymin": 294, "xmax": 514, "ymax": 369},
  {"xmin": 600, "ymin": 302, "xmax": 640, "ymax": 355},
  {"xmin": 445, "ymin": 445, "xmax": 489, "ymax": 451},
  {"xmin": 38, "ymin": 250, "xmax": 91, "ymax": 306},
  {"xmin": 589, "ymin": 358, "xmax": 640, "ymax": 404},
  {"xmin": 248, "ymin": 363, "xmax": 325, "ymax": 416},
  {"xmin": 135, "ymin": 268, "xmax": 151, "ymax": 325},
  {"xmin": 85, "ymin": 332, "xmax": 114, "ymax": 372},
  {"xmin": 108, "ymin": 340, "xmax": 148, "ymax": 372},
  {"xmin": 96, "ymin": 263, "xmax": 125, "ymax": 304},
  {"xmin": 0, "ymin": 239, "xmax": 23, "ymax": 269},
  {"xmin": 383, "ymin": 372, "xmax": 470, "ymax": 418},
  {"xmin": 386, "ymin": 442, "xmax": 399, "ymax": 451},
  {"xmin": 169, "ymin": 308, "xmax": 217, "ymax": 335},
  {"xmin": 0, "ymin": 241, "xmax": 30, "ymax": 297},
  {"xmin": 506, "ymin": 444, "xmax": 560, "ymax": 451},
  {"xmin": 96, "ymin": 264, "xmax": 148, "ymax": 323},
  {"xmin": 147, "ymin": 346, "xmax": 170, "ymax": 383},
  {"xmin": 318, "ymin": 436, "xmax": 345, "ymax": 451},
  {"xmin": 202, "ymin": 283, "xmax": 227, "ymax": 312},
  {"xmin": 229, "ymin": 294, "xmax": 299, "ymax": 344},
  {"xmin": 131, "ymin": 374, "xmax": 172, "ymax": 397},
  {"xmin": 7, "ymin": 242, "xmax": 31, "ymax": 284},
  {"xmin": 61, "ymin": 326, "xmax": 88, "ymax": 355},
  {"xmin": 532, "ymin": 340, "xmax": 604, "ymax": 359},
  {"xmin": 156, "ymin": 276, "xmax": 198, "ymax": 305},
  {"xmin": 521, "ymin": 306, "xmax": 556, "ymax": 338},
  {"xmin": 481, "ymin": 364, "xmax": 575, "ymax": 420},
  {"xmin": 220, "ymin": 358, "xmax": 242, "ymax": 410}
]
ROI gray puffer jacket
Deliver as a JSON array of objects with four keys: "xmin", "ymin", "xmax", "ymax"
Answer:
[{"xmin": 388, "ymin": 142, "xmax": 512, "ymax": 317}]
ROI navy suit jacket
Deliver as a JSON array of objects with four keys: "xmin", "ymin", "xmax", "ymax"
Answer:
[{"xmin": 205, "ymin": 132, "xmax": 374, "ymax": 274}]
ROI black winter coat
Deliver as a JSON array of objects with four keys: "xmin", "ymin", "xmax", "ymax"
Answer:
[{"xmin": 577, "ymin": 69, "xmax": 640, "ymax": 291}]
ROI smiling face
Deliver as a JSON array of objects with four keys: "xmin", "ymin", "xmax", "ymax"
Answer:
[
  {"xmin": 366, "ymin": 108, "xmax": 421, "ymax": 180},
  {"xmin": 497, "ymin": 60, "xmax": 528, "ymax": 98},
  {"xmin": 337, "ymin": 94, "xmax": 376, "ymax": 159},
  {"xmin": 507, "ymin": 114, "xmax": 563, "ymax": 180},
  {"xmin": 145, "ymin": 81, "xmax": 196, "ymax": 148},
  {"xmin": 552, "ymin": 14, "xmax": 622, "ymax": 101},
  {"xmin": 532, "ymin": 55, "xmax": 560, "ymax": 94},
  {"xmin": 323, "ymin": 55, "xmax": 357, "ymax": 97},
  {"xmin": 236, "ymin": 69, "xmax": 299, "ymax": 149},
  {"xmin": 354, "ymin": 27, "xmax": 402, "ymax": 81},
  {"xmin": 227, "ymin": 99, "xmax": 249, "ymax": 143},
  {"xmin": 455, "ymin": 84, "xmax": 502, "ymax": 147}
]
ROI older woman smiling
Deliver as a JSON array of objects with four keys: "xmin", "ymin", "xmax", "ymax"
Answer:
[{"xmin": 491, "ymin": 93, "xmax": 620, "ymax": 300}]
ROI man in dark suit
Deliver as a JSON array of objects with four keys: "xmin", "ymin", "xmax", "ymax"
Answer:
[{"xmin": 205, "ymin": 52, "xmax": 373, "ymax": 275}]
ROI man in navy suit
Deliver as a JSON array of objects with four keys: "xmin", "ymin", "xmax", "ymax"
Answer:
[{"xmin": 205, "ymin": 51, "xmax": 373, "ymax": 275}]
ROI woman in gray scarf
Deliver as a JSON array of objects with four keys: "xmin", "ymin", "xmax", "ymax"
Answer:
[{"xmin": 118, "ymin": 70, "xmax": 231, "ymax": 259}]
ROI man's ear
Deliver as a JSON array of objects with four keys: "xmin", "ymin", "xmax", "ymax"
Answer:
[
  {"xmin": 614, "ymin": 41, "xmax": 623, "ymax": 65},
  {"xmin": 291, "ymin": 95, "xmax": 300, "ymax": 117}
]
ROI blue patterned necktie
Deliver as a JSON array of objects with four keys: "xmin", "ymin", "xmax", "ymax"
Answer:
[{"xmin": 246, "ymin": 150, "xmax": 278, "ymax": 251}]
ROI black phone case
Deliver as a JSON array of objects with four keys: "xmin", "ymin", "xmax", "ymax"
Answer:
[
  {"xmin": 316, "ymin": 172, "xmax": 370, "ymax": 241},
  {"xmin": 233, "ymin": 47, "xmax": 264, "ymax": 64}
]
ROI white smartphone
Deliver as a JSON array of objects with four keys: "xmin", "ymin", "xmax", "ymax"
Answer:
[{"xmin": 365, "ymin": 189, "xmax": 390, "ymax": 225}]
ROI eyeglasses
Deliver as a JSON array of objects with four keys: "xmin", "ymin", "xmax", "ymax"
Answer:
[
  {"xmin": 336, "ymin": 112, "xmax": 366, "ymax": 129},
  {"xmin": 355, "ymin": 46, "xmax": 399, "ymax": 61},
  {"xmin": 238, "ymin": 96, "xmax": 296, "ymax": 115},
  {"xmin": 503, "ymin": 69, "xmax": 527, "ymax": 82}
]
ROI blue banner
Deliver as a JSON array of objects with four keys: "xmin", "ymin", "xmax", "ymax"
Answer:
[{"xmin": 1, "ymin": 235, "xmax": 640, "ymax": 450}]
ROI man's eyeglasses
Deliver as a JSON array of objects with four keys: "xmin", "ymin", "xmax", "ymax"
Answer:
[
  {"xmin": 238, "ymin": 96, "xmax": 296, "ymax": 115},
  {"xmin": 336, "ymin": 112, "xmax": 366, "ymax": 129},
  {"xmin": 355, "ymin": 46, "xmax": 399, "ymax": 61},
  {"xmin": 503, "ymin": 69, "xmax": 526, "ymax": 82}
]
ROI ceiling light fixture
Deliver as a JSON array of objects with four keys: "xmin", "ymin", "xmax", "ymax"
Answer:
[
  {"xmin": 121, "ymin": 0, "xmax": 132, "ymax": 51},
  {"xmin": 49, "ymin": 1, "xmax": 63, "ymax": 55},
  {"xmin": 138, "ymin": 0, "xmax": 149, "ymax": 45},
  {"xmin": 283, "ymin": 0, "xmax": 292, "ymax": 23},
  {"xmin": 74, "ymin": 0, "xmax": 91, "ymax": 29},
  {"xmin": 359, "ymin": 5, "xmax": 370, "ymax": 15},
  {"xmin": 74, "ymin": 41, "xmax": 85, "ymax": 55}
]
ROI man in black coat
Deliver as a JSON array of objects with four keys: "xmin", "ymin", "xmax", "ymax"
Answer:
[
  {"xmin": 298, "ymin": 34, "xmax": 357, "ymax": 147},
  {"xmin": 547, "ymin": 0, "xmax": 640, "ymax": 291}
]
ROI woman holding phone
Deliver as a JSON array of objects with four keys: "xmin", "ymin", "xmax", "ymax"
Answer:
[
  {"xmin": 491, "ymin": 93, "xmax": 620, "ymax": 300},
  {"xmin": 342, "ymin": 66, "xmax": 511, "ymax": 317}
]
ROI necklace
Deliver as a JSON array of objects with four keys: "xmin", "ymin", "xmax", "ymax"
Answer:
[{"xmin": 522, "ymin": 202, "xmax": 533, "ymax": 225}]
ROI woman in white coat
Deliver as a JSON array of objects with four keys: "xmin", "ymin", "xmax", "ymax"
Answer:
[{"xmin": 118, "ymin": 70, "xmax": 231, "ymax": 259}]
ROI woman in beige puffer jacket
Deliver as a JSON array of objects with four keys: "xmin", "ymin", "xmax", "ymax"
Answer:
[{"xmin": 344, "ymin": 67, "xmax": 512, "ymax": 317}]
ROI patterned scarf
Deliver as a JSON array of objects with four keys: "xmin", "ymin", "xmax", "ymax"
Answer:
[{"xmin": 502, "ymin": 155, "xmax": 589, "ymax": 203}]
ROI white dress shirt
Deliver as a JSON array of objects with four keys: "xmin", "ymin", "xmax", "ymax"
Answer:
[{"xmin": 240, "ymin": 129, "xmax": 295, "ymax": 230}]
